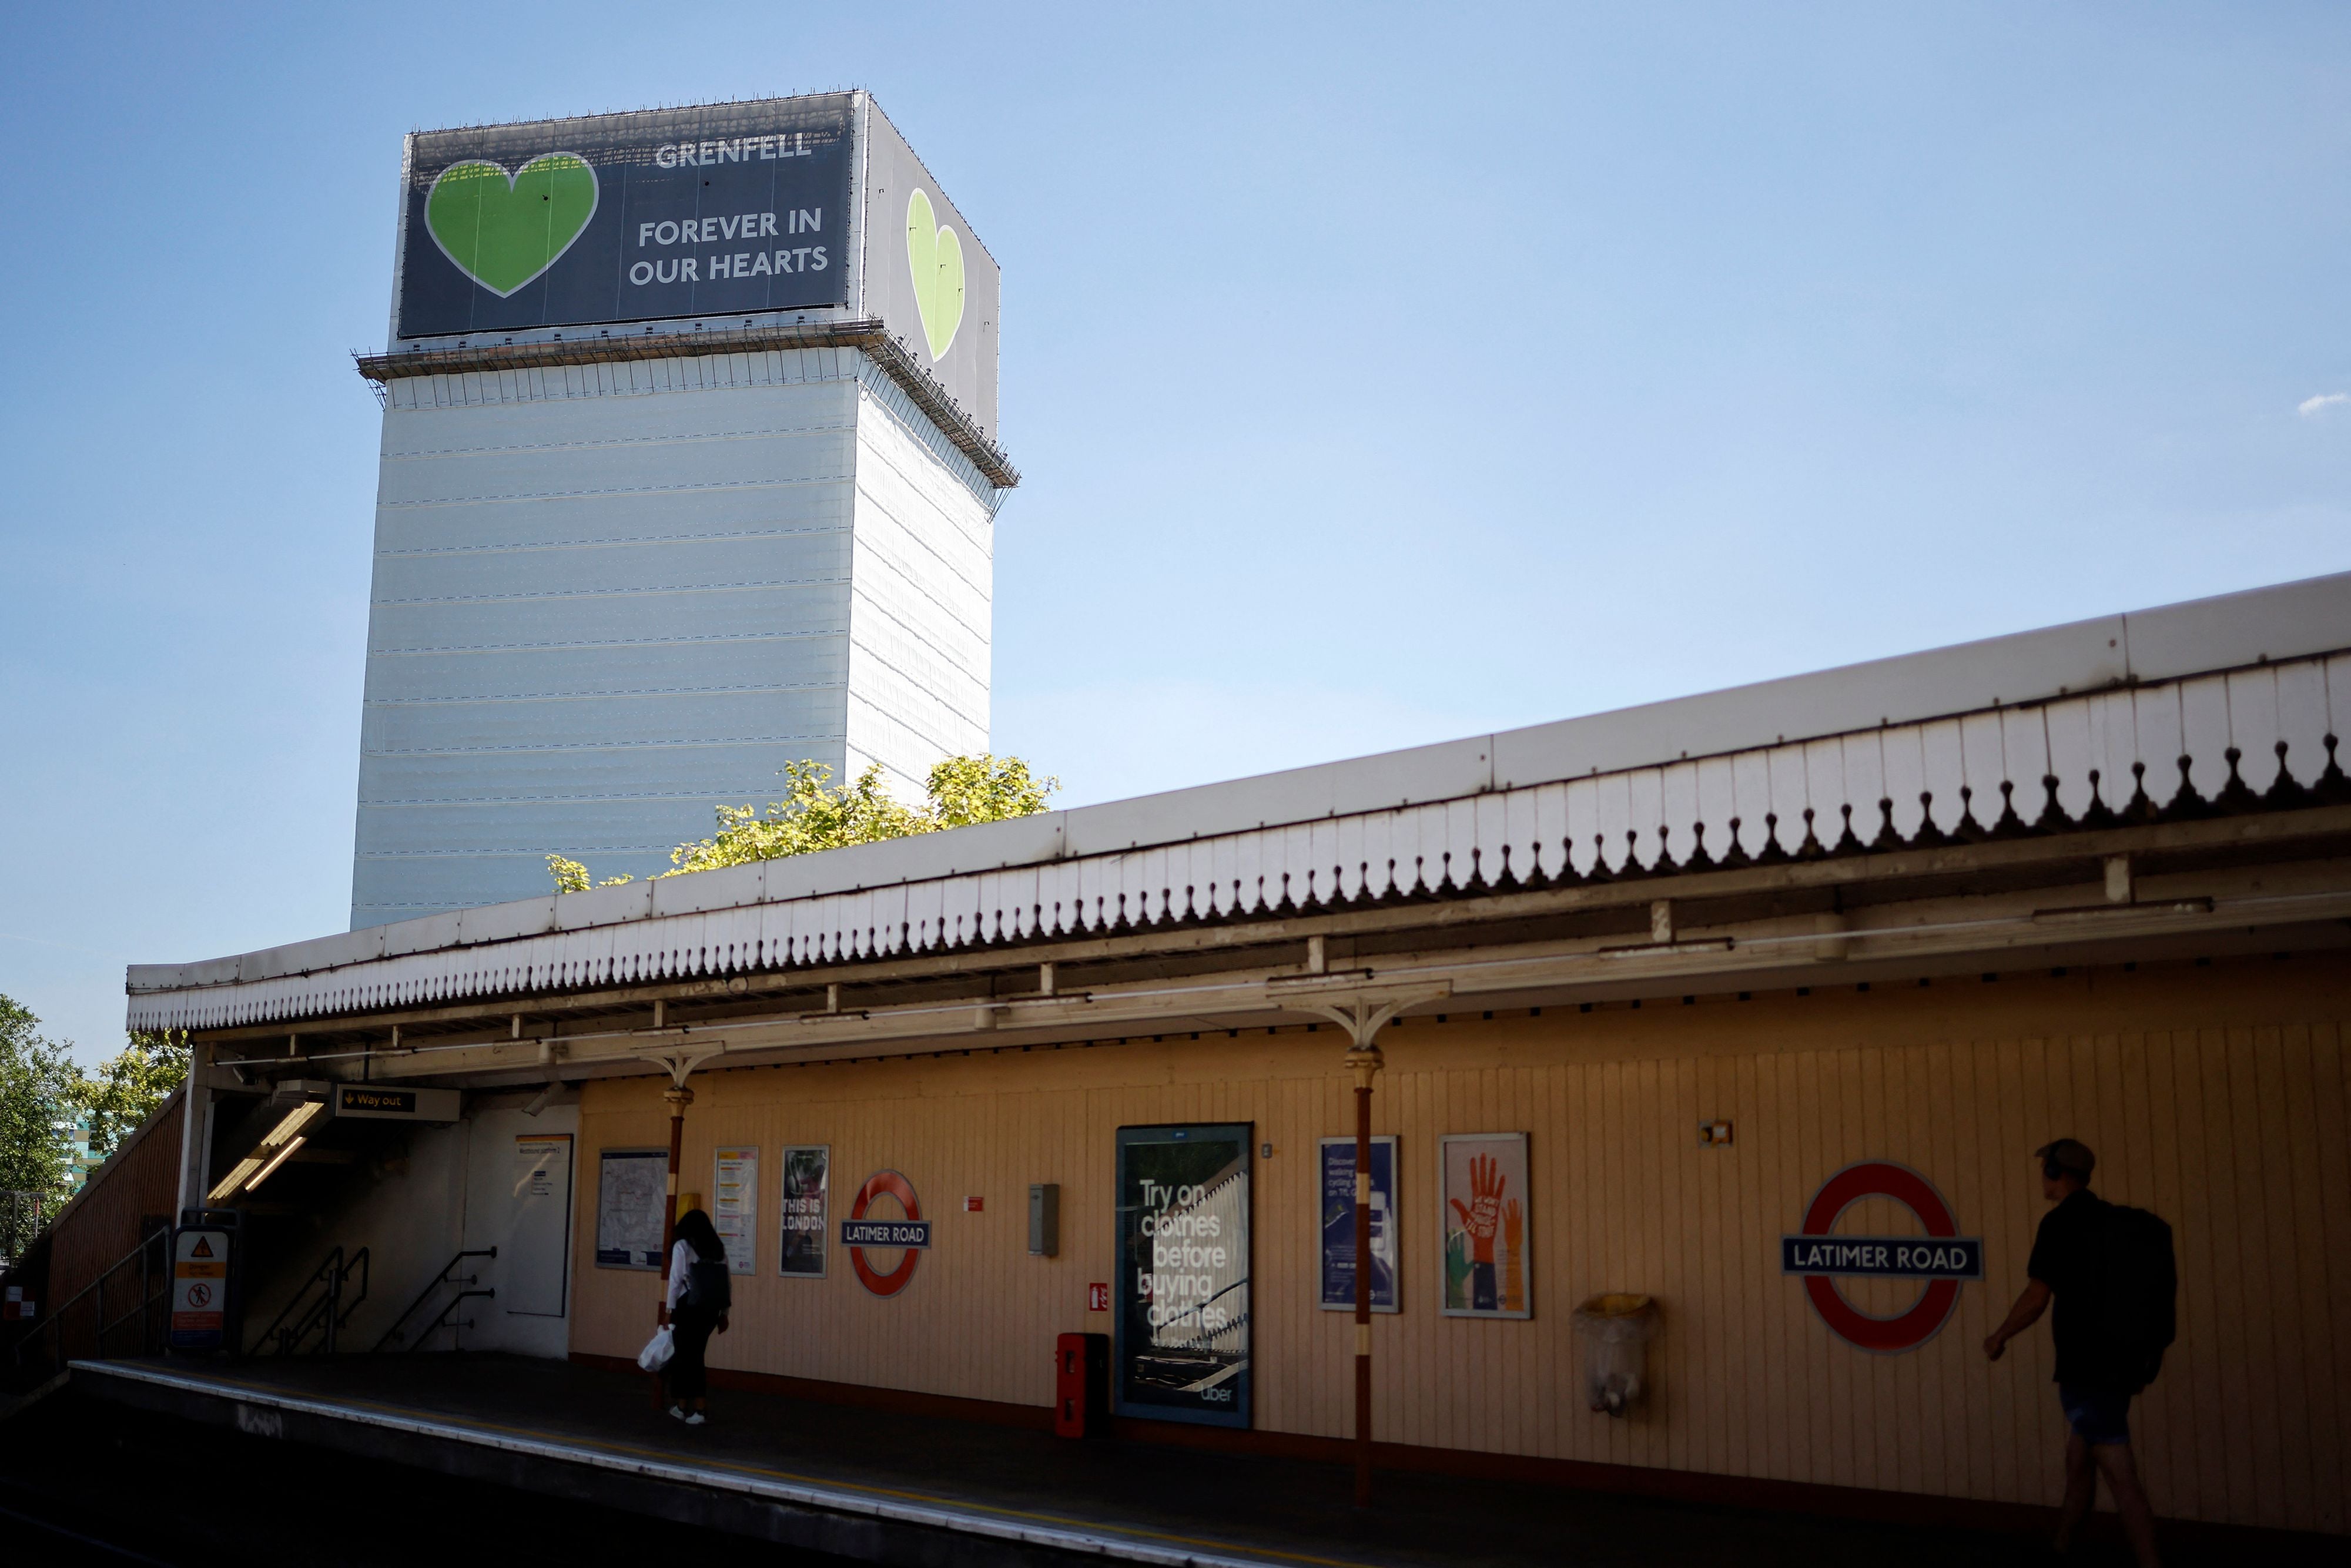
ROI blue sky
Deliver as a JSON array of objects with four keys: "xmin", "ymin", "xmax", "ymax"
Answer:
[{"xmin": 4, "ymin": 4, "xmax": 2347, "ymax": 1060}]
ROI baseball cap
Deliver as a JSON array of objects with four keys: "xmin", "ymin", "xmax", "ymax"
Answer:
[{"xmin": 2035, "ymin": 1138, "xmax": 2096, "ymax": 1180}]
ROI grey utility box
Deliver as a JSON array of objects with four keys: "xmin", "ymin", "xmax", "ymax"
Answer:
[{"xmin": 1029, "ymin": 1183, "xmax": 1060, "ymax": 1257}]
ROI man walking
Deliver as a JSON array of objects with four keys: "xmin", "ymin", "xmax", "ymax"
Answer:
[{"xmin": 1984, "ymin": 1138, "xmax": 2171, "ymax": 1567}]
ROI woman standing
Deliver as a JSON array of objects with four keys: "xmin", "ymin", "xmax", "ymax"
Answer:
[{"xmin": 659, "ymin": 1208, "xmax": 731, "ymax": 1424}]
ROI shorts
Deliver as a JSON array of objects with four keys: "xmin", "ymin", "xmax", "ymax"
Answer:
[{"xmin": 2059, "ymin": 1385, "xmax": 2132, "ymax": 1447}]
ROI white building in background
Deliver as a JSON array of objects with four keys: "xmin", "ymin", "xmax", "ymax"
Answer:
[{"xmin": 349, "ymin": 93, "xmax": 1010, "ymax": 927}]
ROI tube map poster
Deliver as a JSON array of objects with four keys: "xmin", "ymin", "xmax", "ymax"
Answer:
[{"xmin": 595, "ymin": 1147, "xmax": 667, "ymax": 1269}]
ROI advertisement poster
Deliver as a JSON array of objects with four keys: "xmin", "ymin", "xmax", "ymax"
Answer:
[
  {"xmin": 713, "ymin": 1146, "xmax": 758, "ymax": 1276},
  {"xmin": 1318, "ymin": 1136, "xmax": 1399, "ymax": 1312},
  {"xmin": 595, "ymin": 1148, "xmax": 668, "ymax": 1269},
  {"xmin": 778, "ymin": 1145, "xmax": 829, "ymax": 1278},
  {"xmin": 1441, "ymin": 1134, "xmax": 1531, "ymax": 1318},
  {"xmin": 1114, "ymin": 1124, "xmax": 1251, "ymax": 1428}
]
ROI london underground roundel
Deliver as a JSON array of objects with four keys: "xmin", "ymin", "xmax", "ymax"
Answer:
[
  {"xmin": 1780, "ymin": 1161, "xmax": 1984, "ymax": 1352},
  {"xmin": 840, "ymin": 1170, "xmax": 932, "ymax": 1296}
]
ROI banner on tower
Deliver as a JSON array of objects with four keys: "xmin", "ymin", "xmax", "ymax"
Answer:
[
  {"xmin": 397, "ymin": 96, "xmax": 857, "ymax": 339},
  {"xmin": 390, "ymin": 94, "xmax": 1002, "ymax": 442}
]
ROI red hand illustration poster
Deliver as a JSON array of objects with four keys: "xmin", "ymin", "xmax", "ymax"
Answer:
[{"xmin": 1441, "ymin": 1133, "xmax": 1530, "ymax": 1319}]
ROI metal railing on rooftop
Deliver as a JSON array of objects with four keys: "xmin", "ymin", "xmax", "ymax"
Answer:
[{"xmin": 351, "ymin": 318, "xmax": 1017, "ymax": 488}]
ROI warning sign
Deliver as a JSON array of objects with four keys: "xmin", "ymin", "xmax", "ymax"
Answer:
[{"xmin": 170, "ymin": 1227, "xmax": 232, "ymax": 1351}]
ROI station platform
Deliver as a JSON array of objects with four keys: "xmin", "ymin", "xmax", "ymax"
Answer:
[{"xmin": 56, "ymin": 1355, "xmax": 2303, "ymax": 1567}]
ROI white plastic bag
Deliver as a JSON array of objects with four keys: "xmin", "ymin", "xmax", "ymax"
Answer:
[{"xmin": 637, "ymin": 1324, "xmax": 675, "ymax": 1372}]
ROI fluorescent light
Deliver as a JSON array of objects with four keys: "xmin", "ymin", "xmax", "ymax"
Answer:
[
  {"xmin": 205, "ymin": 1096, "xmax": 325, "ymax": 1201},
  {"xmin": 244, "ymin": 1136, "xmax": 307, "ymax": 1192},
  {"xmin": 207, "ymin": 1157, "xmax": 263, "ymax": 1202},
  {"xmin": 260, "ymin": 1100, "xmax": 324, "ymax": 1148}
]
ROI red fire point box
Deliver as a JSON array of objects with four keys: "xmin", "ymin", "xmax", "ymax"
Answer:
[
  {"xmin": 1087, "ymin": 1281, "xmax": 1110, "ymax": 1312},
  {"xmin": 1054, "ymin": 1332, "xmax": 1109, "ymax": 1438}
]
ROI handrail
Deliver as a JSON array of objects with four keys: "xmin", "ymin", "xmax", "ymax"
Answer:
[
  {"xmin": 324, "ymin": 1246, "xmax": 369, "ymax": 1353},
  {"xmin": 373, "ymin": 1247, "xmax": 495, "ymax": 1352},
  {"xmin": 413, "ymin": 1288, "xmax": 495, "ymax": 1350},
  {"xmin": 252, "ymin": 1245, "xmax": 340, "ymax": 1355},
  {"xmin": 10, "ymin": 1228, "xmax": 171, "ymax": 1380},
  {"xmin": 252, "ymin": 1245, "xmax": 370, "ymax": 1356}
]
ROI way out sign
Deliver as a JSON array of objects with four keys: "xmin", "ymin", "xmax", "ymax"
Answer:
[
  {"xmin": 1783, "ymin": 1161, "xmax": 1981, "ymax": 1353},
  {"xmin": 170, "ymin": 1227, "xmax": 232, "ymax": 1351}
]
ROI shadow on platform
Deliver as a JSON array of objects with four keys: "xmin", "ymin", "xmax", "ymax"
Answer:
[{"xmin": 40, "ymin": 1354, "xmax": 2320, "ymax": 1567}]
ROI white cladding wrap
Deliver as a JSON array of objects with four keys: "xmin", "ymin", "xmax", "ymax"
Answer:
[
  {"xmin": 350, "ymin": 347, "xmax": 997, "ymax": 926},
  {"xmin": 845, "ymin": 374, "xmax": 993, "ymax": 792}
]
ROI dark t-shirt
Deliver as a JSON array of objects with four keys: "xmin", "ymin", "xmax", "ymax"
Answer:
[{"xmin": 2027, "ymin": 1188, "xmax": 2113, "ymax": 1390}]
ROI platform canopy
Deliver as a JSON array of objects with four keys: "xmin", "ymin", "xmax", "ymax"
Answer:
[{"xmin": 130, "ymin": 572, "xmax": 2351, "ymax": 1090}]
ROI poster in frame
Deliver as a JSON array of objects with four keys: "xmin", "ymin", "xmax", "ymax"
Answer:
[
  {"xmin": 1317, "ymin": 1135, "xmax": 1399, "ymax": 1312},
  {"xmin": 713, "ymin": 1145, "xmax": 759, "ymax": 1276},
  {"xmin": 594, "ymin": 1147, "xmax": 669, "ymax": 1269},
  {"xmin": 1113, "ymin": 1123, "xmax": 1252, "ymax": 1428},
  {"xmin": 1439, "ymin": 1133, "xmax": 1531, "ymax": 1319},
  {"xmin": 778, "ymin": 1145, "xmax": 830, "ymax": 1278}
]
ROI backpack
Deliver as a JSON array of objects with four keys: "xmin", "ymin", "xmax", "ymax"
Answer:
[
  {"xmin": 684, "ymin": 1255, "xmax": 732, "ymax": 1313},
  {"xmin": 2095, "ymin": 1201, "xmax": 2176, "ymax": 1394}
]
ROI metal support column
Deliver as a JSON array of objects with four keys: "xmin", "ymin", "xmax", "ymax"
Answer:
[
  {"xmin": 1346, "ymin": 1037, "xmax": 1383, "ymax": 1507},
  {"xmin": 643, "ymin": 1047, "xmax": 716, "ymax": 1404},
  {"xmin": 1307, "ymin": 989, "xmax": 1440, "ymax": 1509},
  {"xmin": 661, "ymin": 1081, "xmax": 694, "ymax": 1268},
  {"xmin": 173, "ymin": 1037, "xmax": 217, "ymax": 1217}
]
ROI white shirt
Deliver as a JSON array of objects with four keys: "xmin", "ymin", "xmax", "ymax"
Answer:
[{"xmin": 664, "ymin": 1239, "xmax": 697, "ymax": 1310}]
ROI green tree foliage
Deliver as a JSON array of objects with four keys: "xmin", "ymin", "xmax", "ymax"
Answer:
[
  {"xmin": 920, "ymin": 753, "xmax": 1059, "ymax": 830},
  {"xmin": 550, "ymin": 754, "xmax": 1058, "ymax": 890},
  {"xmin": 1, "ymin": 996, "xmax": 78, "ymax": 1262},
  {"xmin": 75, "ymin": 1031, "xmax": 189, "ymax": 1164},
  {"xmin": 545, "ymin": 855, "xmax": 637, "ymax": 893},
  {"xmin": 667, "ymin": 760, "xmax": 926, "ymax": 873},
  {"xmin": 0, "ymin": 1000, "xmax": 190, "ymax": 1262}
]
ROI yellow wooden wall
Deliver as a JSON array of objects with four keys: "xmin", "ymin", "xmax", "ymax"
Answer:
[{"xmin": 570, "ymin": 957, "xmax": 2350, "ymax": 1535}]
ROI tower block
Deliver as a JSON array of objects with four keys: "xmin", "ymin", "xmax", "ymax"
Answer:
[{"xmin": 349, "ymin": 94, "xmax": 1009, "ymax": 926}]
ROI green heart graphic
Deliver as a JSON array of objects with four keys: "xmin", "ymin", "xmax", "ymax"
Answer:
[
  {"xmin": 905, "ymin": 188, "xmax": 965, "ymax": 360},
  {"xmin": 426, "ymin": 153, "xmax": 599, "ymax": 298}
]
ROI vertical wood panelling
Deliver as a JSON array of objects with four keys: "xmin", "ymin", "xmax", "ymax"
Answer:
[{"xmin": 569, "ymin": 963, "xmax": 2349, "ymax": 1535}]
